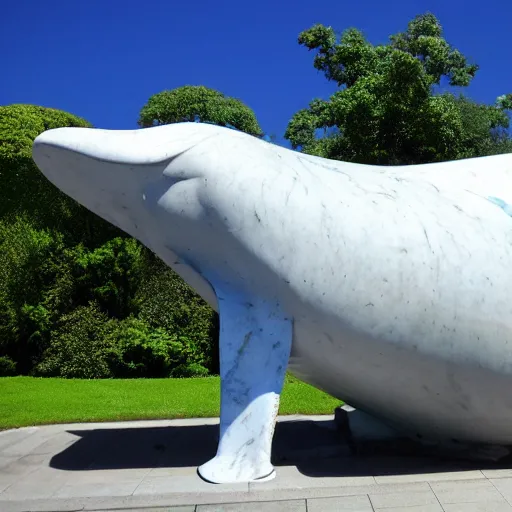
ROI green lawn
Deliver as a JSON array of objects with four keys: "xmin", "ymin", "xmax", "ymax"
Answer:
[{"xmin": 0, "ymin": 374, "xmax": 341, "ymax": 430}]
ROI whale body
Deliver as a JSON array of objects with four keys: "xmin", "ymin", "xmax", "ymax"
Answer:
[{"xmin": 32, "ymin": 122, "xmax": 512, "ymax": 482}]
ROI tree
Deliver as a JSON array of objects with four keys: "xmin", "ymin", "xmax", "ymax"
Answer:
[
  {"xmin": 138, "ymin": 85, "xmax": 263, "ymax": 136},
  {"xmin": 454, "ymin": 95, "xmax": 512, "ymax": 158},
  {"xmin": 0, "ymin": 104, "xmax": 119, "ymax": 246},
  {"xmin": 285, "ymin": 13, "xmax": 512, "ymax": 165},
  {"xmin": 0, "ymin": 104, "xmax": 219, "ymax": 378}
]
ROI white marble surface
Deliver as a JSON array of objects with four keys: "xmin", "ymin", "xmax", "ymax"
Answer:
[
  {"xmin": 33, "ymin": 123, "xmax": 512, "ymax": 482},
  {"xmin": 198, "ymin": 291, "xmax": 291, "ymax": 483}
]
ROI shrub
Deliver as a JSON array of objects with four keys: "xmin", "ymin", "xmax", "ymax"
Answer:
[
  {"xmin": 138, "ymin": 85, "xmax": 263, "ymax": 136},
  {"xmin": 136, "ymin": 251, "xmax": 219, "ymax": 374},
  {"xmin": 171, "ymin": 362, "xmax": 210, "ymax": 378},
  {"xmin": 35, "ymin": 303, "xmax": 116, "ymax": 379},
  {"xmin": 0, "ymin": 104, "xmax": 120, "ymax": 247},
  {"xmin": 0, "ymin": 104, "xmax": 219, "ymax": 380},
  {"xmin": 66, "ymin": 238, "xmax": 145, "ymax": 318},
  {"xmin": 34, "ymin": 305, "xmax": 211, "ymax": 379},
  {"xmin": 0, "ymin": 216, "xmax": 70, "ymax": 372},
  {"xmin": 0, "ymin": 356, "xmax": 17, "ymax": 377},
  {"xmin": 106, "ymin": 317, "xmax": 209, "ymax": 378}
]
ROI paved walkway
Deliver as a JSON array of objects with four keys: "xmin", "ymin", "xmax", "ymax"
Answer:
[{"xmin": 1, "ymin": 415, "xmax": 512, "ymax": 511}]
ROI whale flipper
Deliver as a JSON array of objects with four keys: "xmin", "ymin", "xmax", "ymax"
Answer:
[{"xmin": 198, "ymin": 289, "xmax": 292, "ymax": 484}]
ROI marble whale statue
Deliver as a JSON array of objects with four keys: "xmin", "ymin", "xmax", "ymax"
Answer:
[{"xmin": 32, "ymin": 122, "xmax": 512, "ymax": 483}]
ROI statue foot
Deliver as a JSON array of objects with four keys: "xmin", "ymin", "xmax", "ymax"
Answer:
[{"xmin": 198, "ymin": 455, "xmax": 276, "ymax": 484}]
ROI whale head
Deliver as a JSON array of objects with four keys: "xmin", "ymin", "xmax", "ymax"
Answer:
[
  {"xmin": 32, "ymin": 122, "xmax": 226, "ymax": 237},
  {"xmin": 32, "ymin": 122, "xmax": 271, "ymax": 307}
]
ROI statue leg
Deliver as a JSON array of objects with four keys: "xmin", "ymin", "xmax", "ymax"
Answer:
[{"xmin": 197, "ymin": 292, "xmax": 292, "ymax": 484}]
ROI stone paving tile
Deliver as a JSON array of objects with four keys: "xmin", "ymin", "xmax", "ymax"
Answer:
[
  {"xmin": 245, "ymin": 481, "xmax": 431, "ymax": 504},
  {"xmin": 491, "ymin": 477, "xmax": 512, "ymax": 490},
  {"xmin": 163, "ymin": 508, "xmax": 197, "ymax": 512},
  {"xmin": 90, "ymin": 491, "xmax": 252, "ymax": 509},
  {"xmin": 0, "ymin": 453, "xmax": 60, "ymax": 488},
  {"xmin": 359, "ymin": 482, "xmax": 432, "ymax": 495},
  {"xmin": 94, "ymin": 508, "xmax": 196, "ymax": 512},
  {"xmin": 134, "ymin": 474, "xmax": 249, "ymax": 496},
  {"xmin": 197, "ymin": 499, "xmax": 306, "ymax": 511},
  {"xmin": 249, "ymin": 464, "xmax": 376, "ymax": 492},
  {"xmin": 0, "ymin": 499, "xmax": 85, "ymax": 512},
  {"xmin": 307, "ymin": 494, "xmax": 374, "ymax": 511},
  {"xmin": 431, "ymin": 478, "xmax": 506, "ymax": 505},
  {"xmin": 369, "ymin": 489, "xmax": 438, "ymax": 509},
  {"xmin": 443, "ymin": 502, "xmax": 512, "ymax": 511},
  {"xmin": 1, "ymin": 431, "xmax": 57, "ymax": 458},
  {"xmin": 0, "ymin": 475, "xmax": 14, "ymax": 494},
  {"xmin": 374, "ymin": 469, "xmax": 485, "ymax": 485},
  {"xmin": 489, "ymin": 477, "xmax": 512, "ymax": 502},
  {"xmin": 0, "ymin": 455, "xmax": 22, "ymax": 470},
  {"xmin": 28, "ymin": 431, "xmax": 79, "ymax": 456},
  {"xmin": 64, "ymin": 468, "xmax": 150, "ymax": 483},
  {"xmin": 53, "ymin": 468, "xmax": 151, "ymax": 499},
  {"xmin": 55, "ymin": 481, "xmax": 142, "ymax": 499},
  {"xmin": 481, "ymin": 469, "xmax": 512, "ymax": 479},
  {"xmin": 0, "ymin": 467, "xmax": 70, "ymax": 501},
  {"xmin": 148, "ymin": 466, "xmax": 200, "ymax": 477},
  {"xmin": 0, "ymin": 457, "xmax": 43, "ymax": 480},
  {"xmin": 0, "ymin": 428, "xmax": 40, "ymax": 451},
  {"xmin": 372, "ymin": 505, "xmax": 443, "ymax": 512},
  {"xmin": 13, "ymin": 452, "xmax": 54, "ymax": 470}
]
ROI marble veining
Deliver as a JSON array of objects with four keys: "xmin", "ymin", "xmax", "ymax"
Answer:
[
  {"xmin": 32, "ymin": 122, "xmax": 512, "ymax": 483},
  {"xmin": 487, "ymin": 196, "xmax": 512, "ymax": 217}
]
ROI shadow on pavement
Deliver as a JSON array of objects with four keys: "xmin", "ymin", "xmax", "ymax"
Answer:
[{"xmin": 50, "ymin": 418, "xmax": 510, "ymax": 477}]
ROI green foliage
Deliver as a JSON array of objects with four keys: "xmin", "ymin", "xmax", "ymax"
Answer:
[
  {"xmin": 0, "ymin": 104, "xmax": 220, "ymax": 381},
  {"xmin": 0, "ymin": 356, "xmax": 17, "ymax": 377},
  {"xmin": 0, "ymin": 104, "xmax": 119, "ymax": 246},
  {"xmin": 0, "ymin": 104, "xmax": 88, "ymax": 224},
  {"xmin": 497, "ymin": 94, "xmax": 512, "ymax": 111},
  {"xmin": 35, "ymin": 302, "xmax": 116, "ymax": 379},
  {"xmin": 286, "ymin": 13, "xmax": 512, "ymax": 164},
  {"xmin": 454, "ymin": 95, "xmax": 512, "ymax": 158},
  {"xmin": 135, "ymin": 253, "xmax": 218, "ymax": 374},
  {"xmin": 0, "ymin": 104, "xmax": 90, "ymax": 164},
  {"xmin": 0, "ymin": 216, "xmax": 218, "ymax": 379},
  {"xmin": 0, "ymin": 216, "xmax": 66, "ymax": 373},
  {"xmin": 34, "ymin": 305, "xmax": 211, "ymax": 379},
  {"xmin": 0, "ymin": 216, "xmax": 149, "ymax": 373},
  {"xmin": 67, "ymin": 238, "xmax": 145, "ymax": 319},
  {"xmin": 106, "ymin": 317, "xmax": 210, "ymax": 378},
  {"xmin": 389, "ymin": 13, "xmax": 478, "ymax": 87},
  {"xmin": 138, "ymin": 85, "xmax": 263, "ymax": 136}
]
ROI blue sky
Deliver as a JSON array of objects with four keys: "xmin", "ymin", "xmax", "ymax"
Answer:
[{"xmin": 2, "ymin": 0, "xmax": 510, "ymax": 142}]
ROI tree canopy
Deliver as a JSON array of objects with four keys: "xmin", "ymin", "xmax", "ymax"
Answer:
[
  {"xmin": 0, "ymin": 104, "xmax": 121, "ymax": 246},
  {"xmin": 0, "ymin": 104, "xmax": 91, "ymax": 224},
  {"xmin": 138, "ymin": 85, "xmax": 263, "ymax": 136},
  {"xmin": 285, "ymin": 13, "xmax": 512, "ymax": 165}
]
